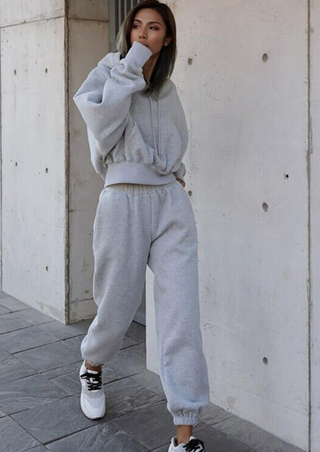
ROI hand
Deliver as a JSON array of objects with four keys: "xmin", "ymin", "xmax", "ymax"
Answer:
[{"xmin": 176, "ymin": 178, "xmax": 186, "ymax": 188}]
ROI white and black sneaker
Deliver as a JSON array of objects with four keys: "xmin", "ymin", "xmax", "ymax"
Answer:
[
  {"xmin": 79, "ymin": 360, "xmax": 106, "ymax": 419},
  {"xmin": 168, "ymin": 435, "xmax": 206, "ymax": 452}
]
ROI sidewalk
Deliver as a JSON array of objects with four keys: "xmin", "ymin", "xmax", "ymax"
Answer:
[{"xmin": 0, "ymin": 290, "xmax": 304, "ymax": 452}]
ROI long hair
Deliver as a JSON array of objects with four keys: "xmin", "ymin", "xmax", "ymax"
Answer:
[{"xmin": 115, "ymin": 0, "xmax": 177, "ymax": 97}]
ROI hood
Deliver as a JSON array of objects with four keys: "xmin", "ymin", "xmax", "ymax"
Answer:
[{"xmin": 100, "ymin": 51, "xmax": 161, "ymax": 158}]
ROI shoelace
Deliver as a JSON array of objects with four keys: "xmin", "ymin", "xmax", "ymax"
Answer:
[
  {"xmin": 183, "ymin": 438, "xmax": 205, "ymax": 452},
  {"xmin": 80, "ymin": 370, "xmax": 102, "ymax": 391}
]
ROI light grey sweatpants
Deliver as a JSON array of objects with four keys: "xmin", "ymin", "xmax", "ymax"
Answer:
[{"xmin": 81, "ymin": 178, "xmax": 210, "ymax": 426}]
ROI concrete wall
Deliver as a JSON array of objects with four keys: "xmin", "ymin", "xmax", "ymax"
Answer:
[
  {"xmin": 0, "ymin": 0, "xmax": 110, "ymax": 323},
  {"xmin": 146, "ymin": 1, "xmax": 315, "ymax": 450},
  {"xmin": 310, "ymin": 0, "xmax": 320, "ymax": 449},
  {"xmin": 0, "ymin": 2, "xmax": 67, "ymax": 321}
]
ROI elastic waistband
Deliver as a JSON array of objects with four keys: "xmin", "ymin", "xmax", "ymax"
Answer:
[{"xmin": 105, "ymin": 178, "xmax": 177, "ymax": 195}]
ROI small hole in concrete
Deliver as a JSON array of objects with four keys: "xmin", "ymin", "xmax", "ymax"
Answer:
[
  {"xmin": 45, "ymin": 68, "xmax": 48, "ymax": 73},
  {"xmin": 46, "ymin": 266, "xmax": 49, "ymax": 271},
  {"xmin": 15, "ymin": 162, "xmax": 18, "ymax": 166},
  {"xmin": 284, "ymin": 173, "xmax": 289, "ymax": 179},
  {"xmin": 46, "ymin": 168, "xmax": 49, "ymax": 173},
  {"xmin": 262, "ymin": 53, "xmax": 268, "ymax": 62},
  {"xmin": 187, "ymin": 58, "xmax": 193, "ymax": 65},
  {"xmin": 14, "ymin": 69, "xmax": 17, "ymax": 75},
  {"xmin": 263, "ymin": 357, "xmax": 268, "ymax": 365},
  {"xmin": 188, "ymin": 190, "xmax": 192, "ymax": 196},
  {"xmin": 262, "ymin": 202, "xmax": 268, "ymax": 212}
]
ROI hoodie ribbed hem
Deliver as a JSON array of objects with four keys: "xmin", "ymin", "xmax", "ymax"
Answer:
[{"xmin": 104, "ymin": 161, "xmax": 176, "ymax": 187}]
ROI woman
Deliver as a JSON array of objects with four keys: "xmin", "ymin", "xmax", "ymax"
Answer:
[{"xmin": 73, "ymin": 1, "xmax": 210, "ymax": 451}]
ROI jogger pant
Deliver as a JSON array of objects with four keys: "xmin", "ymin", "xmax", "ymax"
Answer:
[{"xmin": 81, "ymin": 178, "xmax": 210, "ymax": 426}]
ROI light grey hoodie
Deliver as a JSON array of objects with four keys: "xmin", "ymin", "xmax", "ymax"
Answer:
[{"xmin": 73, "ymin": 41, "xmax": 189, "ymax": 187}]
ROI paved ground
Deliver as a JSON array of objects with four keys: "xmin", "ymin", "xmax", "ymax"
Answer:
[{"xmin": 0, "ymin": 291, "xmax": 305, "ymax": 452}]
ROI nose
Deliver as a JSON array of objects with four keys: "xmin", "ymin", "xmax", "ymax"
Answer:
[{"xmin": 138, "ymin": 25, "xmax": 148, "ymax": 38}]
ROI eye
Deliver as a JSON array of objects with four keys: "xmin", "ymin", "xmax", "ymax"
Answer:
[{"xmin": 132, "ymin": 24, "xmax": 159, "ymax": 30}]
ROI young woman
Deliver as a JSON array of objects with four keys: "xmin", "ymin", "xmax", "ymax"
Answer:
[{"xmin": 73, "ymin": 1, "xmax": 210, "ymax": 451}]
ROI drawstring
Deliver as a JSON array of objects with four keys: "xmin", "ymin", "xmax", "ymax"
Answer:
[
  {"xmin": 158, "ymin": 96, "xmax": 161, "ymax": 156},
  {"xmin": 149, "ymin": 95, "xmax": 161, "ymax": 158}
]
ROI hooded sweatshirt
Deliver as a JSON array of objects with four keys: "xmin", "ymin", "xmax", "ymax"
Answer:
[{"xmin": 73, "ymin": 40, "xmax": 189, "ymax": 187}]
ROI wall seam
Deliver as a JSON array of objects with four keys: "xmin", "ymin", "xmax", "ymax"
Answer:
[
  {"xmin": 307, "ymin": 0, "xmax": 312, "ymax": 451},
  {"xmin": 64, "ymin": 0, "xmax": 70, "ymax": 325},
  {"xmin": 0, "ymin": 26, "xmax": 2, "ymax": 291}
]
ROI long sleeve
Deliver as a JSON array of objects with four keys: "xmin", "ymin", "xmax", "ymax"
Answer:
[
  {"xmin": 86, "ymin": 126, "xmax": 108, "ymax": 180},
  {"xmin": 73, "ymin": 41, "xmax": 153, "ymax": 161}
]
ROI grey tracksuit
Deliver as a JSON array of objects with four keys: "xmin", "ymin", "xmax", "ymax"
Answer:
[
  {"xmin": 80, "ymin": 179, "xmax": 210, "ymax": 426},
  {"xmin": 73, "ymin": 41, "xmax": 210, "ymax": 426}
]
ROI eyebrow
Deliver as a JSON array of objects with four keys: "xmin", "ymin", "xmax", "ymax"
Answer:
[{"xmin": 133, "ymin": 19, "xmax": 162, "ymax": 25}]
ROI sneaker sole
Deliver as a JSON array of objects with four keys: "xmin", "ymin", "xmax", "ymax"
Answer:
[{"xmin": 80, "ymin": 391, "xmax": 106, "ymax": 419}]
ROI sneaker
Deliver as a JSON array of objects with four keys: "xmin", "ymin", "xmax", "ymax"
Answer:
[
  {"xmin": 79, "ymin": 360, "xmax": 106, "ymax": 419},
  {"xmin": 168, "ymin": 435, "xmax": 206, "ymax": 452}
]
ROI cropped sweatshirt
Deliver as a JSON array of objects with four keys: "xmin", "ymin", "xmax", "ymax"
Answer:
[{"xmin": 73, "ymin": 41, "xmax": 189, "ymax": 187}]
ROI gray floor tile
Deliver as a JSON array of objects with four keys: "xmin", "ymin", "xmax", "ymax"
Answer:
[
  {"xmin": 0, "ymin": 415, "xmax": 40, "ymax": 452},
  {"xmin": 0, "ymin": 304, "xmax": 11, "ymax": 315},
  {"xmin": 0, "ymin": 312, "xmax": 34, "ymax": 334},
  {"xmin": 108, "ymin": 342, "xmax": 147, "ymax": 377},
  {"xmin": 152, "ymin": 444, "xmax": 170, "ymax": 452},
  {"xmin": 121, "ymin": 334, "xmax": 141, "ymax": 349},
  {"xmin": 198, "ymin": 401, "xmax": 233, "ymax": 425},
  {"xmin": 47, "ymin": 422, "xmax": 149, "ymax": 452},
  {"xmin": 0, "ymin": 348, "xmax": 36, "ymax": 383},
  {"xmin": 13, "ymin": 340, "xmax": 82, "ymax": 372},
  {"xmin": 212, "ymin": 415, "xmax": 306, "ymax": 452},
  {"xmin": 0, "ymin": 373, "xmax": 69, "ymax": 415},
  {"xmin": 125, "ymin": 321, "xmax": 146, "ymax": 345},
  {"xmin": 41, "ymin": 361, "xmax": 127, "ymax": 396},
  {"xmin": 111, "ymin": 399, "xmax": 206, "ymax": 450},
  {"xmin": 0, "ymin": 325, "xmax": 58, "ymax": 354},
  {"xmin": 61, "ymin": 335, "xmax": 84, "ymax": 361},
  {"xmin": 37, "ymin": 318, "xmax": 94, "ymax": 340},
  {"xmin": 130, "ymin": 369, "xmax": 166, "ymax": 399},
  {"xmin": 12, "ymin": 394, "xmax": 107, "ymax": 444},
  {"xmin": 0, "ymin": 292, "xmax": 30, "ymax": 312},
  {"xmin": 26, "ymin": 447, "xmax": 49, "ymax": 452},
  {"xmin": 103, "ymin": 375, "xmax": 163, "ymax": 421},
  {"xmin": 16, "ymin": 308, "xmax": 56, "ymax": 326}
]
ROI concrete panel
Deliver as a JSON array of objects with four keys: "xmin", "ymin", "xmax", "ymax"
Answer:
[
  {"xmin": 1, "ymin": 18, "xmax": 66, "ymax": 322},
  {"xmin": 68, "ymin": 19, "xmax": 109, "ymax": 322},
  {"xmin": 147, "ymin": 0, "xmax": 309, "ymax": 449},
  {"xmin": 310, "ymin": 1, "xmax": 320, "ymax": 451},
  {"xmin": 67, "ymin": 0, "xmax": 109, "ymax": 21},
  {"xmin": 0, "ymin": 0, "xmax": 65, "ymax": 27}
]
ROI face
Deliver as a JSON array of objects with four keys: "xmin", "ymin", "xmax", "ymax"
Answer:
[{"xmin": 130, "ymin": 8, "xmax": 171, "ymax": 57}]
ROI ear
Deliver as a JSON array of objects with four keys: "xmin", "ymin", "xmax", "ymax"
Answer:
[{"xmin": 164, "ymin": 36, "xmax": 172, "ymax": 46}]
